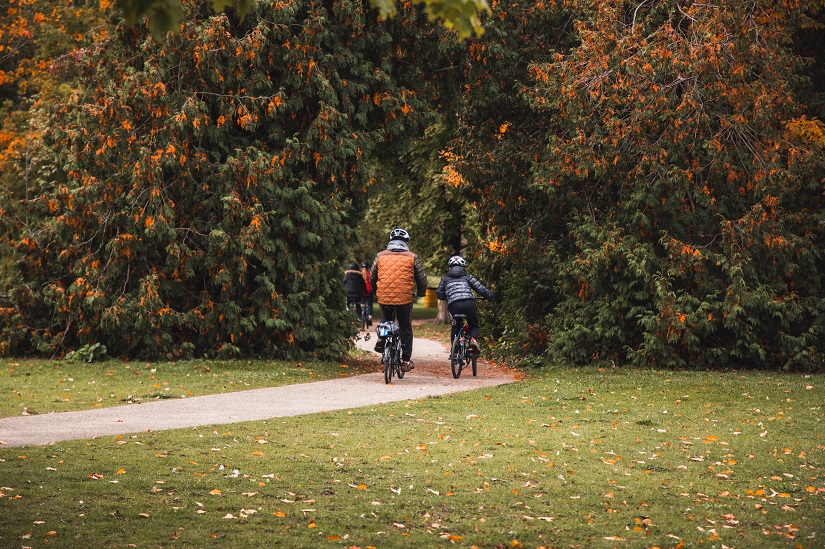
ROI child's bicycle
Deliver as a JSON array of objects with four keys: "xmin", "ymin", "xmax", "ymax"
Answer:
[
  {"xmin": 376, "ymin": 309, "xmax": 404, "ymax": 384},
  {"xmin": 450, "ymin": 314, "xmax": 479, "ymax": 379}
]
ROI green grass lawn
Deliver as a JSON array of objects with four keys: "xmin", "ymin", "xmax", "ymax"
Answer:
[
  {"xmin": 0, "ymin": 357, "xmax": 377, "ymax": 418},
  {"xmin": 1, "ymin": 364, "xmax": 822, "ymax": 548}
]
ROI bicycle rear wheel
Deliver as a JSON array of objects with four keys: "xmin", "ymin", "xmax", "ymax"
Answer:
[
  {"xmin": 471, "ymin": 354, "xmax": 477, "ymax": 376},
  {"xmin": 450, "ymin": 337, "xmax": 463, "ymax": 379},
  {"xmin": 394, "ymin": 340, "xmax": 405, "ymax": 379}
]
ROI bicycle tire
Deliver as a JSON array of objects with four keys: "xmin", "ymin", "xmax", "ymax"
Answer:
[
  {"xmin": 383, "ymin": 341, "xmax": 393, "ymax": 384},
  {"xmin": 450, "ymin": 337, "xmax": 463, "ymax": 379},
  {"xmin": 471, "ymin": 354, "xmax": 477, "ymax": 376},
  {"xmin": 394, "ymin": 340, "xmax": 405, "ymax": 379}
]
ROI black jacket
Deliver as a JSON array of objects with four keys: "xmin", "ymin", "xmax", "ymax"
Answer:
[
  {"xmin": 343, "ymin": 264, "xmax": 368, "ymax": 299},
  {"xmin": 436, "ymin": 266, "xmax": 494, "ymax": 305}
]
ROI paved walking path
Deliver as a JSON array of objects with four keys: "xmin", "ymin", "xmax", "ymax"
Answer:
[{"xmin": 0, "ymin": 336, "xmax": 517, "ymax": 448}]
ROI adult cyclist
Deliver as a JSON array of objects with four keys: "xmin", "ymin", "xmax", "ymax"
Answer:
[{"xmin": 370, "ymin": 228, "xmax": 428, "ymax": 371}]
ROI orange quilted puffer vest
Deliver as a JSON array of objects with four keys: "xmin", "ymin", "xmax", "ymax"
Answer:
[{"xmin": 375, "ymin": 250, "xmax": 416, "ymax": 305}]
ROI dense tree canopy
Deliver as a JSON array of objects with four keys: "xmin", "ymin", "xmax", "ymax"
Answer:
[
  {"xmin": 0, "ymin": 0, "xmax": 108, "ymax": 282},
  {"xmin": 452, "ymin": 0, "xmax": 825, "ymax": 370},
  {"xmin": 0, "ymin": 0, "xmax": 437, "ymax": 358},
  {"xmin": 115, "ymin": 0, "xmax": 489, "ymax": 40}
]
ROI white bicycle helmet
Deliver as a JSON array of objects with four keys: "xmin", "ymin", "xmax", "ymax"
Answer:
[
  {"xmin": 389, "ymin": 228, "xmax": 410, "ymax": 242},
  {"xmin": 448, "ymin": 255, "xmax": 467, "ymax": 267}
]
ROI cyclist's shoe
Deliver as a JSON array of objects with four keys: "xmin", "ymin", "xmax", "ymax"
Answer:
[
  {"xmin": 469, "ymin": 338, "xmax": 480, "ymax": 352},
  {"xmin": 367, "ymin": 316, "xmax": 373, "ymax": 327},
  {"xmin": 401, "ymin": 360, "xmax": 414, "ymax": 372},
  {"xmin": 374, "ymin": 339, "xmax": 385, "ymax": 353}
]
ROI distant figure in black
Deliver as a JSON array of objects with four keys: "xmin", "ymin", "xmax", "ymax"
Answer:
[{"xmin": 343, "ymin": 262, "xmax": 368, "ymax": 319}]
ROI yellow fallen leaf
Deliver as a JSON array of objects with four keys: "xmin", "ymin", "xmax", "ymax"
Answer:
[
  {"xmin": 251, "ymin": 451, "xmax": 264, "ymax": 456},
  {"xmin": 209, "ymin": 489, "xmax": 222, "ymax": 495},
  {"xmin": 308, "ymin": 521, "xmax": 317, "ymax": 528},
  {"xmin": 357, "ymin": 484, "xmax": 368, "ymax": 490},
  {"xmin": 116, "ymin": 469, "xmax": 126, "ymax": 475},
  {"xmin": 273, "ymin": 511, "xmax": 286, "ymax": 517}
]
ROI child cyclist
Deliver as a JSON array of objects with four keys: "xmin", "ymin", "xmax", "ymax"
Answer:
[{"xmin": 435, "ymin": 256, "xmax": 495, "ymax": 352}]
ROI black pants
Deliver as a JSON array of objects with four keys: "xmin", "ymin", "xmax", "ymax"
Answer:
[
  {"xmin": 379, "ymin": 303, "xmax": 413, "ymax": 361},
  {"xmin": 449, "ymin": 299, "xmax": 480, "ymax": 342}
]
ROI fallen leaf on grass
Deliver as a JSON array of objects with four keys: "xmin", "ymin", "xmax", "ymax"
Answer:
[{"xmin": 209, "ymin": 489, "xmax": 222, "ymax": 495}]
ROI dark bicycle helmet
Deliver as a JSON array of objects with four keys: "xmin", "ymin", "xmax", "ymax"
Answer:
[
  {"xmin": 448, "ymin": 255, "xmax": 467, "ymax": 267},
  {"xmin": 389, "ymin": 228, "xmax": 410, "ymax": 242}
]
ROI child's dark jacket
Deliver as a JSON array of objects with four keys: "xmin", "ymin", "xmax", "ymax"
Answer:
[{"xmin": 436, "ymin": 266, "xmax": 494, "ymax": 305}]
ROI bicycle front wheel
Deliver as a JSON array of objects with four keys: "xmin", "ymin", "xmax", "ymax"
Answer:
[
  {"xmin": 471, "ymin": 354, "xmax": 477, "ymax": 376},
  {"xmin": 383, "ymin": 343, "xmax": 393, "ymax": 384},
  {"xmin": 450, "ymin": 337, "xmax": 463, "ymax": 379}
]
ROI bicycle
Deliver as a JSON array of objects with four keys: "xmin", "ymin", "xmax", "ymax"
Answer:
[
  {"xmin": 347, "ymin": 298, "xmax": 370, "ymax": 339},
  {"xmin": 449, "ymin": 314, "xmax": 479, "ymax": 379},
  {"xmin": 376, "ymin": 308, "xmax": 404, "ymax": 384}
]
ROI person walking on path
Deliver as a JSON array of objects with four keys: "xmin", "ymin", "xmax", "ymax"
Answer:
[
  {"xmin": 370, "ymin": 228, "xmax": 428, "ymax": 371},
  {"xmin": 436, "ymin": 255, "xmax": 495, "ymax": 353},
  {"xmin": 344, "ymin": 261, "xmax": 368, "ymax": 319},
  {"xmin": 360, "ymin": 261, "xmax": 374, "ymax": 326}
]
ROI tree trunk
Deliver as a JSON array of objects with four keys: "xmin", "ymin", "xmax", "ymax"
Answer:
[{"xmin": 434, "ymin": 299, "xmax": 451, "ymax": 325}]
